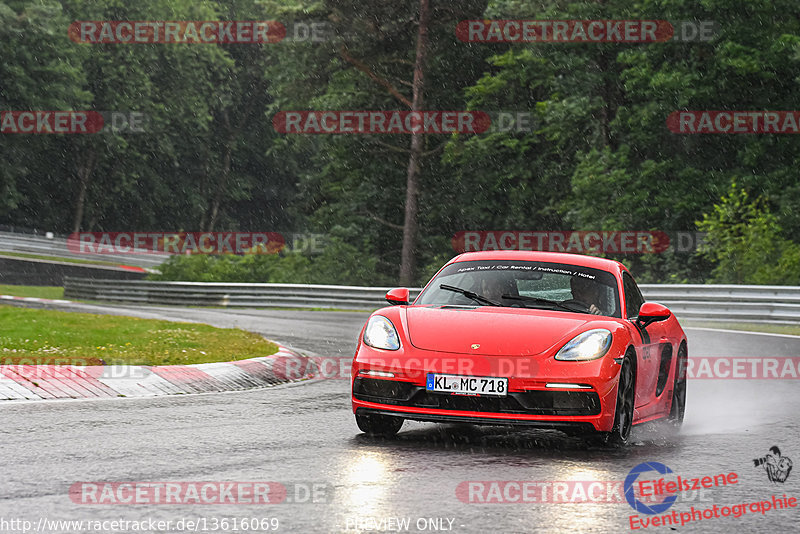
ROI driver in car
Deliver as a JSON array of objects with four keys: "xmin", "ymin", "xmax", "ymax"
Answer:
[
  {"xmin": 480, "ymin": 275, "xmax": 514, "ymax": 304},
  {"xmin": 568, "ymin": 276, "xmax": 603, "ymax": 315}
]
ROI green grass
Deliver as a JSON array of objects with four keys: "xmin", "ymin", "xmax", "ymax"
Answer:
[
  {"xmin": 683, "ymin": 320, "xmax": 800, "ymax": 336},
  {"xmin": 0, "ymin": 284, "xmax": 64, "ymax": 299},
  {"xmin": 0, "ymin": 251, "xmax": 126, "ymax": 268},
  {"xmin": 0, "ymin": 306, "xmax": 278, "ymax": 366}
]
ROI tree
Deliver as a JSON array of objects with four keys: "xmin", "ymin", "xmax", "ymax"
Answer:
[
  {"xmin": 398, "ymin": 0, "xmax": 429, "ymax": 286},
  {"xmin": 697, "ymin": 182, "xmax": 800, "ymax": 285},
  {"xmin": 0, "ymin": 1, "xmax": 91, "ymax": 226},
  {"xmin": 262, "ymin": 0, "xmax": 489, "ymax": 284}
]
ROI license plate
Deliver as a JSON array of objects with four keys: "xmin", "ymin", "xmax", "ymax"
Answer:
[{"xmin": 426, "ymin": 373, "xmax": 508, "ymax": 397}]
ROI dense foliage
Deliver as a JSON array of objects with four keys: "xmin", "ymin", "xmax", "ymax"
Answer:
[{"xmin": 2, "ymin": 0, "xmax": 800, "ymax": 285}]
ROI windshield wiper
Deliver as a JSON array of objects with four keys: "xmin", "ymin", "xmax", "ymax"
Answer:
[
  {"xmin": 439, "ymin": 284, "xmax": 500, "ymax": 306},
  {"xmin": 501, "ymin": 294, "xmax": 585, "ymax": 313}
]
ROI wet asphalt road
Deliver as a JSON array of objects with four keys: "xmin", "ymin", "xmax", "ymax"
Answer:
[{"xmin": 1, "ymin": 302, "xmax": 799, "ymax": 533}]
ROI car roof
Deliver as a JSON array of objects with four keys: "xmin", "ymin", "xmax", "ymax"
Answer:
[{"xmin": 450, "ymin": 250, "xmax": 627, "ymax": 275}]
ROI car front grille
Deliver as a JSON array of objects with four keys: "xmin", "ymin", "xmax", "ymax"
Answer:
[{"xmin": 353, "ymin": 377, "xmax": 600, "ymax": 416}]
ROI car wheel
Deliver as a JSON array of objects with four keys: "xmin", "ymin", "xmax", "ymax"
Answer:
[
  {"xmin": 593, "ymin": 353, "xmax": 635, "ymax": 447},
  {"xmin": 667, "ymin": 343, "xmax": 687, "ymax": 428},
  {"xmin": 355, "ymin": 413, "xmax": 404, "ymax": 436}
]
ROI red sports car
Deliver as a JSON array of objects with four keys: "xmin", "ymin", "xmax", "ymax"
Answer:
[{"xmin": 351, "ymin": 251, "xmax": 687, "ymax": 445}]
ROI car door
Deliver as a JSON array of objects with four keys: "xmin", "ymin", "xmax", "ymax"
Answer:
[{"xmin": 623, "ymin": 272, "xmax": 663, "ymax": 410}]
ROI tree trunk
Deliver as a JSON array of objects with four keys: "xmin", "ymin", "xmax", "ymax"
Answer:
[
  {"xmin": 206, "ymin": 135, "xmax": 234, "ymax": 232},
  {"xmin": 72, "ymin": 147, "xmax": 97, "ymax": 234},
  {"xmin": 204, "ymin": 86, "xmax": 262, "ymax": 232},
  {"xmin": 399, "ymin": 0, "xmax": 430, "ymax": 286}
]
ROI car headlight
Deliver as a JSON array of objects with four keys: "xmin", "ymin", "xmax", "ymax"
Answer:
[
  {"xmin": 363, "ymin": 316, "xmax": 401, "ymax": 350},
  {"xmin": 554, "ymin": 329, "xmax": 613, "ymax": 361}
]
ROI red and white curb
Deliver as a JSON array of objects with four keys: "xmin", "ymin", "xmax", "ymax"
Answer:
[{"xmin": 0, "ymin": 345, "xmax": 312, "ymax": 401}]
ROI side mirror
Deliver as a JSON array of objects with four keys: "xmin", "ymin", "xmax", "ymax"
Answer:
[
  {"xmin": 636, "ymin": 302, "xmax": 672, "ymax": 328},
  {"xmin": 385, "ymin": 287, "xmax": 410, "ymax": 306}
]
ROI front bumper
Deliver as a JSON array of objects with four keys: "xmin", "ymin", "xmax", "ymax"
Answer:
[
  {"xmin": 351, "ymin": 345, "xmax": 623, "ymax": 432},
  {"xmin": 355, "ymin": 407, "xmax": 597, "ymax": 434}
]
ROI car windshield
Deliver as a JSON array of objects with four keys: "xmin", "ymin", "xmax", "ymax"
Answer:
[{"xmin": 415, "ymin": 260, "xmax": 621, "ymax": 318}]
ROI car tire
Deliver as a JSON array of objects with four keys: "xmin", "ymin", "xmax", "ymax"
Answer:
[
  {"xmin": 592, "ymin": 352, "xmax": 636, "ymax": 447},
  {"xmin": 355, "ymin": 413, "xmax": 404, "ymax": 436},
  {"xmin": 666, "ymin": 343, "xmax": 687, "ymax": 428}
]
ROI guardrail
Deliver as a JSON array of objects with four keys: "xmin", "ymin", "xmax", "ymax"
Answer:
[
  {"xmin": 64, "ymin": 278, "xmax": 423, "ymax": 310},
  {"xmin": 0, "ymin": 231, "xmax": 168, "ymax": 269},
  {"xmin": 62, "ymin": 278, "xmax": 800, "ymax": 323},
  {"xmin": 639, "ymin": 284, "xmax": 800, "ymax": 324}
]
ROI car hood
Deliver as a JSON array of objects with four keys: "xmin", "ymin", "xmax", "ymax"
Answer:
[{"xmin": 406, "ymin": 306, "xmax": 592, "ymax": 356}]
